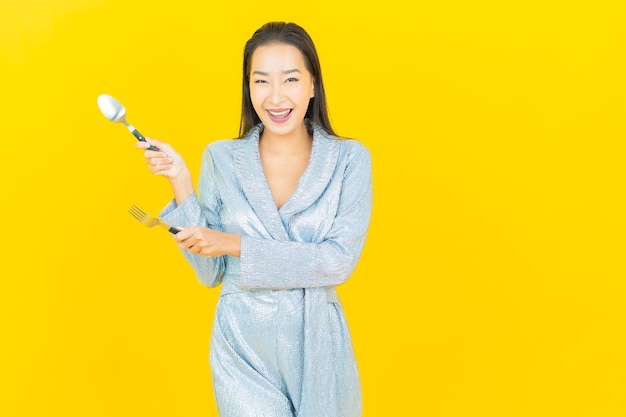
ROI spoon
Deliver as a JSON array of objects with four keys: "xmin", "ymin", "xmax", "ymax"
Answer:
[{"xmin": 97, "ymin": 94, "xmax": 158, "ymax": 151}]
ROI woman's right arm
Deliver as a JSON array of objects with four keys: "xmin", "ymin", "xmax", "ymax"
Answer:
[
  {"xmin": 136, "ymin": 138, "xmax": 226, "ymax": 288},
  {"xmin": 136, "ymin": 137, "xmax": 194, "ymax": 204}
]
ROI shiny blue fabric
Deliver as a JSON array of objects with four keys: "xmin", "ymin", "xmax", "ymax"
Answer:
[{"xmin": 160, "ymin": 123, "xmax": 372, "ymax": 417}]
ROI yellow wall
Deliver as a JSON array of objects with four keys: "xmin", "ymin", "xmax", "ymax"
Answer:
[{"xmin": 1, "ymin": 0, "xmax": 625, "ymax": 415}]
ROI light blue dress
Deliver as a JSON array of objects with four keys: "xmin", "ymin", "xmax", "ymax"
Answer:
[{"xmin": 160, "ymin": 122, "xmax": 372, "ymax": 417}]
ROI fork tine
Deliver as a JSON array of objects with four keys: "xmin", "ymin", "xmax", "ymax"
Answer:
[
  {"xmin": 128, "ymin": 205, "xmax": 140, "ymax": 217},
  {"xmin": 129, "ymin": 205, "xmax": 147, "ymax": 221},
  {"xmin": 130, "ymin": 204, "xmax": 146, "ymax": 216},
  {"xmin": 128, "ymin": 208, "xmax": 141, "ymax": 220}
]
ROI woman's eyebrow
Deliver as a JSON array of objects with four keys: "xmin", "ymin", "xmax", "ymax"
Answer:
[{"xmin": 252, "ymin": 69, "xmax": 302, "ymax": 76}]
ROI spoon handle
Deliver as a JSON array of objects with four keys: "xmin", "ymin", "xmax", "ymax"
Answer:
[{"xmin": 130, "ymin": 128, "xmax": 159, "ymax": 151}]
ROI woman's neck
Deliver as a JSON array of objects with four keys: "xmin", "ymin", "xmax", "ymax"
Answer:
[{"xmin": 259, "ymin": 123, "xmax": 313, "ymax": 155}]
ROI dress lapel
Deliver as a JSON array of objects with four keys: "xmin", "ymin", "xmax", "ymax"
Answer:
[
  {"xmin": 233, "ymin": 125, "xmax": 290, "ymax": 241},
  {"xmin": 279, "ymin": 125, "xmax": 340, "ymax": 218}
]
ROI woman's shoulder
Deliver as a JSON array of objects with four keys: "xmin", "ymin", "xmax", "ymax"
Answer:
[
  {"xmin": 340, "ymin": 137, "xmax": 369, "ymax": 152},
  {"xmin": 316, "ymin": 126, "xmax": 370, "ymax": 158},
  {"xmin": 206, "ymin": 138, "xmax": 234, "ymax": 149},
  {"xmin": 334, "ymin": 136, "xmax": 371, "ymax": 163},
  {"xmin": 204, "ymin": 125, "xmax": 261, "ymax": 156},
  {"xmin": 317, "ymin": 133, "xmax": 371, "ymax": 174},
  {"xmin": 203, "ymin": 138, "xmax": 238, "ymax": 157}
]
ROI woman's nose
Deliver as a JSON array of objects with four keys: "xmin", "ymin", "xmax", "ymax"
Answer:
[{"xmin": 268, "ymin": 84, "xmax": 284, "ymax": 105}]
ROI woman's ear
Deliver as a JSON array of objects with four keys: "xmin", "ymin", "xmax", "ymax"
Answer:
[{"xmin": 310, "ymin": 79, "xmax": 315, "ymax": 98}]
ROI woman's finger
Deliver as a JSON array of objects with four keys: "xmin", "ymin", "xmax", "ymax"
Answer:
[
  {"xmin": 144, "ymin": 136, "xmax": 163, "ymax": 147},
  {"xmin": 174, "ymin": 227, "xmax": 195, "ymax": 244},
  {"xmin": 146, "ymin": 156, "xmax": 172, "ymax": 167},
  {"xmin": 144, "ymin": 150, "xmax": 169, "ymax": 159}
]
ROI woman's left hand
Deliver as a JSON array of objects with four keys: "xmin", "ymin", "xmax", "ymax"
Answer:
[{"xmin": 174, "ymin": 226, "xmax": 241, "ymax": 258}]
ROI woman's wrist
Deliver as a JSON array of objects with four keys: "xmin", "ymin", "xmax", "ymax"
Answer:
[
  {"xmin": 170, "ymin": 168, "xmax": 194, "ymax": 204},
  {"xmin": 229, "ymin": 233, "xmax": 242, "ymax": 258}
]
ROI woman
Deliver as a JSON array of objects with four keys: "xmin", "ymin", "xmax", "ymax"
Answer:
[{"xmin": 138, "ymin": 22, "xmax": 372, "ymax": 417}]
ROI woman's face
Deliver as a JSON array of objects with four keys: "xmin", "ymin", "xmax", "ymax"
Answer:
[{"xmin": 249, "ymin": 42, "xmax": 315, "ymax": 138}]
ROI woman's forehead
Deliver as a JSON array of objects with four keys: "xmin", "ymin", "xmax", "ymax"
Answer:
[{"xmin": 250, "ymin": 43, "xmax": 308, "ymax": 73}]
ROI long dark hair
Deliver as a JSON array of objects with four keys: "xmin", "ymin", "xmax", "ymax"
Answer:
[{"xmin": 239, "ymin": 22, "xmax": 336, "ymax": 138}]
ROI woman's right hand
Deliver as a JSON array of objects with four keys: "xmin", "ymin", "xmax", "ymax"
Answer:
[
  {"xmin": 136, "ymin": 137, "xmax": 195, "ymax": 204},
  {"xmin": 136, "ymin": 137, "xmax": 188, "ymax": 181}
]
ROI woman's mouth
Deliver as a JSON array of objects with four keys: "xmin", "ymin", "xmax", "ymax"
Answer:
[{"xmin": 267, "ymin": 109, "xmax": 293, "ymax": 124}]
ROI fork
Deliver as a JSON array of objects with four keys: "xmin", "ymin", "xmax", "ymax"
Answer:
[{"xmin": 128, "ymin": 205, "xmax": 180, "ymax": 234}]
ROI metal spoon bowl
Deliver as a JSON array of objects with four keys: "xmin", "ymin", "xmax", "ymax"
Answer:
[{"xmin": 97, "ymin": 94, "xmax": 157, "ymax": 150}]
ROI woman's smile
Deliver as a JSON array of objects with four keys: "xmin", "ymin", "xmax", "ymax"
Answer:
[{"xmin": 267, "ymin": 108, "xmax": 293, "ymax": 123}]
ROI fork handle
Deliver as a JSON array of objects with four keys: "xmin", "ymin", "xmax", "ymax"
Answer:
[{"xmin": 158, "ymin": 222, "xmax": 181, "ymax": 234}]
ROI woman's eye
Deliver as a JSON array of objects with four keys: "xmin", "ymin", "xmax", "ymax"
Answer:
[
  {"xmin": 254, "ymin": 79, "xmax": 267, "ymax": 84},
  {"xmin": 286, "ymin": 77, "xmax": 299, "ymax": 83}
]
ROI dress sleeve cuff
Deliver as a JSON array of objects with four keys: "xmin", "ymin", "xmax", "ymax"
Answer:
[{"xmin": 159, "ymin": 192, "xmax": 201, "ymax": 228}]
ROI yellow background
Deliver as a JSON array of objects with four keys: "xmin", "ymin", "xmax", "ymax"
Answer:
[{"xmin": 1, "ymin": 0, "xmax": 625, "ymax": 415}]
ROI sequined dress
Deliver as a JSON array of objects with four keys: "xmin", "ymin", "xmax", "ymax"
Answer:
[{"xmin": 160, "ymin": 123, "xmax": 372, "ymax": 417}]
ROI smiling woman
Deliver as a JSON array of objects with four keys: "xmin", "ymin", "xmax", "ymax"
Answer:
[
  {"xmin": 3, "ymin": 1, "xmax": 625, "ymax": 416},
  {"xmin": 132, "ymin": 21, "xmax": 372, "ymax": 417}
]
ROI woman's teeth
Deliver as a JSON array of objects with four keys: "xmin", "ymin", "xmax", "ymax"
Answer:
[{"xmin": 269, "ymin": 109, "xmax": 291, "ymax": 118}]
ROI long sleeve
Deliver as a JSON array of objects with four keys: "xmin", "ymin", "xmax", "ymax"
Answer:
[
  {"xmin": 239, "ymin": 143, "xmax": 372, "ymax": 290},
  {"xmin": 160, "ymin": 148, "xmax": 226, "ymax": 288}
]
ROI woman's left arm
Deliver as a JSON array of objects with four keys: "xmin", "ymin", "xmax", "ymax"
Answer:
[{"xmin": 240, "ymin": 144, "xmax": 373, "ymax": 290}]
